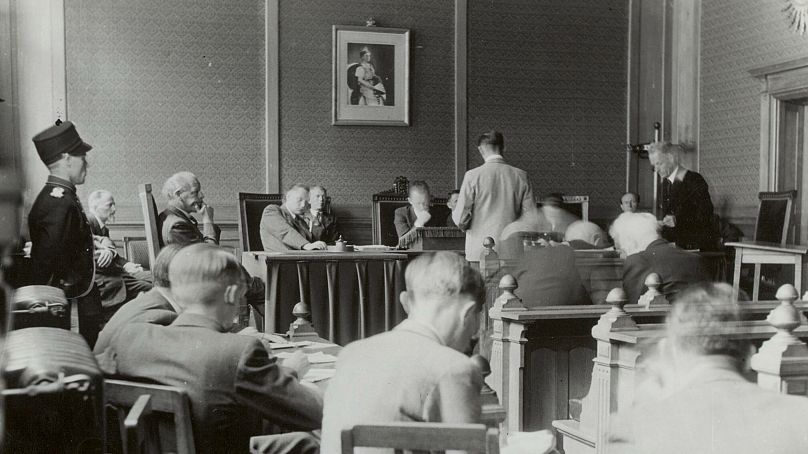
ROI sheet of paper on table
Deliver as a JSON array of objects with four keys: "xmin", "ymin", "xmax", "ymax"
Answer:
[
  {"xmin": 303, "ymin": 368, "xmax": 337, "ymax": 383},
  {"xmin": 269, "ymin": 340, "xmax": 315, "ymax": 350},
  {"xmin": 275, "ymin": 350, "xmax": 337, "ymax": 364}
]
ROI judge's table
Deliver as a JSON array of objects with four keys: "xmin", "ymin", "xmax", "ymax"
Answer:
[{"xmin": 242, "ymin": 246, "xmax": 466, "ymax": 347}]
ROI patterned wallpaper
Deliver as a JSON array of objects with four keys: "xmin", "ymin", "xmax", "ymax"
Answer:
[
  {"xmin": 700, "ymin": 0, "xmax": 808, "ymax": 221},
  {"xmin": 467, "ymin": 0, "xmax": 628, "ymax": 214},
  {"xmin": 278, "ymin": 0, "xmax": 456, "ymax": 209},
  {"xmin": 65, "ymin": 0, "xmax": 266, "ymax": 220}
]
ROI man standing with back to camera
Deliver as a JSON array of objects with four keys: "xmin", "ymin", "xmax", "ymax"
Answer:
[
  {"xmin": 28, "ymin": 120, "xmax": 103, "ymax": 347},
  {"xmin": 453, "ymin": 130, "xmax": 535, "ymax": 260}
]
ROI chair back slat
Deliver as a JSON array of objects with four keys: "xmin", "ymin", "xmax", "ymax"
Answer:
[
  {"xmin": 755, "ymin": 190, "xmax": 797, "ymax": 245},
  {"xmin": 341, "ymin": 422, "xmax": 499, "ymax": 453},
  {"xmin": 138, "ymin": 184, "xmax": 161, "ymax": 269},
  {"xmin": 105, "ymin": 379, "xmax": 196, "ymax": 454}
]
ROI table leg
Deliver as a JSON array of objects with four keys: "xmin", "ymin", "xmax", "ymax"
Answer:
[
  {"xmin": 795, "ymin": 257, "xmax": 802, "ymax": 295},
  {"xmin": 383, "ymin": 260, "xmax": 395, "ymax": 331},
  {"xmin": 296, "ymin": 261, "xmax": 310, "ymax": 305},
  {"xmin": 355, "ymin": 261, "xmax": 368, "ymax": 339},
  {"xmin": 325, "ymin": 261, "xmax": 338, "ymax": 342},
  {"xmin": 732, "ymin": 251, "xmax": 742, "ymax": 300},
  {"xmin": 753, "ymin": 263, "xmax": 761, "ymax": 301},
  {"xmin": 266, "ymin": 263, "xmax": 279, "ymax": 334}
]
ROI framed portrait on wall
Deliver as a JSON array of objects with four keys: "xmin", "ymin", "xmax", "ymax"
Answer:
[{"xmin": 332, "ymin": 25, "xmax": 410, "ymax": 126}]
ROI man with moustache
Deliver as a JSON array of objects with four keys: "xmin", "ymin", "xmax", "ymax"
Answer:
[{"xmin": 158, "ymin": 171, "xmax": 221, "ymax": 247}]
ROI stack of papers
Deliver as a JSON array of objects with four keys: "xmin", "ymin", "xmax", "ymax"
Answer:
[
  {"xmin": 275, "ymin": 351, "xmax": 337, "ymax": 364},
  {"xmin": 269, "ymin": 340, "xmax": 315, "ymax": 350}
]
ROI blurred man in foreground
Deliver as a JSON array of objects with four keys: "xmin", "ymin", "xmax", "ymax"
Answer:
[
  {"xmin": 321, "ymin": 252, "xmax": 485, "ymax": 453},
  {"xmin": 608, "ymin": 282, "xmax": 808, "ymax": 453}
]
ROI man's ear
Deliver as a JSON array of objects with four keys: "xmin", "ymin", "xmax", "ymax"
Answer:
[
  {"xmin": 399, "ymin": 290, "xmax": 411, "ymax": 315},
  {"xmin": 593, "ymin": 232, "xmax": 602, "ymax": 247},
  {"xmin": 224, "ymin": 284, "xmax": 239, "ymax": 306},
  {"xmin": 459, "ymin": 299, "xmax": 477, "ymax": 323}
]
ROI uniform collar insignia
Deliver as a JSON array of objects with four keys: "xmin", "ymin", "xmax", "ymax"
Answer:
[{"xmin": 50, "ymin": 187, "xmax": 65, "ymax": 198}]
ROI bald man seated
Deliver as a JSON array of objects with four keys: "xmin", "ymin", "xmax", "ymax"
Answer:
[
  {"xmin": 158, "ymin": 171, "xmax": 221, "ymax": 247},
  {"xmin": 100, "ymin": 244, "xmax": 322, "ymax": 454},
  {"xmin": 610, "ymin": 212, "xmax": 709, "ymax": 304},
  {"xmin": 260, "ymin": 184, "xmax": 326, "ymax": 252},
  {"xmin": 565, "ymin": 220, "xmax": 609, "ymax": 250},
  {"xmin": 321, "ymin": 252, "xmax": 485, "ymax": 453}
]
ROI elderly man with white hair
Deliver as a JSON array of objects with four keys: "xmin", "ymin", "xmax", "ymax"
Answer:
[
  {"xmin": 158, "ymin": 171, "xmax": 221, "ymax": 247},
  {"xmin": 610, "ymin": 212, "xmax": 709, "ymax": 304},
  {"xmin": 649, "ymin": 141, "xmax": 717, "ymax": 250},
  {"xmin": 87, "ymin": 189, "xmax": 153, "ymax": 319},
  {"xmin": 259, "ymin": 184, "xmax": 326, "ymax": 252}
]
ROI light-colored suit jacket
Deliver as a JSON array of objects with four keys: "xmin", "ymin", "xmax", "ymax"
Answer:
[
  {"xmin": 453, "ymin": 156, "xmax": 534, "ymax": 260},
  {"xmin": 608, "ymin": 356, "xmax": 808, "ymax": 454},
  {"xmin": 259, "ymin": 205, "xmax": 314, "ymax": 252},
  {"xmin": 320, "ymin": 319, "xmax": 483, "ymax": 454}
]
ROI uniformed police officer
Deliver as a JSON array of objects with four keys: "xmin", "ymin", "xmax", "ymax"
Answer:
[{"xmin": 28, "ymin": 120, "xmax": 102, "ymax": 347}]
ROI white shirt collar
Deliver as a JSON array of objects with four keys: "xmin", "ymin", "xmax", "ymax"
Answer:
[
  {"xmin": 155, "ymin": 287, "xmax": 183, "ymax": 314},
  {"xmin": 484, "ymin": 154, "xmax": 504, "ymax": 163},
  {"xmin": 667, "ymin": 165, "xmax": 687, "ymax": 183},
  {"xmin": 94, "ymin": 214, "xmax": 106, "ymax": 229}
]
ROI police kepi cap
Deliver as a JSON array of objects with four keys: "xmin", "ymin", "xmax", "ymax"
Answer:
[{"xmin": 32, "ymin": 120, "xmax": 93, "ymax": 165}]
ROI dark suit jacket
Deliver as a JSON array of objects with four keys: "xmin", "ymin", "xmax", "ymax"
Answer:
[
  {"xmin": 303, "ymin": 210, "xmax": 339, "ymax": 243},
  {"xmin": 89, "ymin": 216, "xmax": 153, "ymax": 308},
  {"xmin": 103, "ymin": 312, "xmax": 323, "ymax": 453},
  {"xmin": 512, "ymin": 244, "xmax": 592, "ymax": 307},
  {"xmin": 28, "ymin": 176, "xmax": 95, "ymax": 299},
  {"xmin": 661, "ymin": 170, "xmax": 717, "ymax": 250},
  {"xmin": 623, "ymin": 238, "xmax": 710, "ymax": 304},
  {"xmin": 93, "ymin": 287, "xmax": 176, "ymax": 355},
  {"xmin": 157, "ymin": 206, "xmax": 220, "ymax": 247},
  {"xmin": 260, "ymin": 205, "xmax": 314, "ymax": 252},
  {"xmin": 393, "ymin": 205, "xmax": 442, "ymax": 239}
]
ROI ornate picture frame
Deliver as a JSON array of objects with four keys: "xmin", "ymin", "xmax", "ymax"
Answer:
[{"xmin": 332, "ymin": 25, "xmax": 410, "ymax": 126}]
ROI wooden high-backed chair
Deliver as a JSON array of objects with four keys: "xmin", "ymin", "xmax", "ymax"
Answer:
[
  {"xmin": 727, "ymin": 190, "xmax": 807, "ymax": 300},
  {"xmin": 105, "ymin": 379, "xmax": 196, "ymax": 454},
  {"xmin": 341, "ymin": 422, "xmax": 499, "ymax": 454},
  {"xmin": 237, "ymin": 192, "xmax": 283, "ymax": 252},
  {"xmin": 138, "ymin": 184, "xmax": 161, "ymax": 270}
]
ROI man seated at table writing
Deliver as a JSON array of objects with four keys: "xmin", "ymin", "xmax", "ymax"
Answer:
[
  {"xmin": 607, "ymin": 283, "xmax": 808, "ymax": 453},
  {"xmin": 610, "ymin": 212, "xmax": 709, "ymax": 304},
  {"xmin": 100, "ymin": 244, "xmax": 322, "ymax": 454},
  {"xmin": 394, "ymin": 180, "xmax": 442, "ymax": 240},
  {"xmin": 158, "ymin": 171, "xmax": 221, "ymax": 247},
  {"xmin": 260, "ymin": 184, "xmax": 326, "ymax": 253},
  {"xmin": 321, "ymin": 251, "xmax": 484, "ymax": 453},
  {"xmin": 87, "ymin": 189, "xmax": 153, "ymax": 319},
  {"xmin": 304, "ymin": 185, "xmax": 339, "ymax": 243}
]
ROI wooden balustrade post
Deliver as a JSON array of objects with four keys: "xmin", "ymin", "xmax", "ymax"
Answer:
[
  {"xmin": 287, "ymin": 302, "xmax": 320, "ymax": 341},
  {"xmin": 479, "ymin": 237, "xmax": 502, "ymax": 357},
  {"xmin": 637, "ymin": 273, "xmax": 668, "ymax": 309},
  {"xmin": 488, "ymin": 274, "xmax": 527, "ymax": 437},
  {"xmin": 751, "ymin": 284, "xmax": 808, "ymax": 396},
  {"xmin": 324, "ymin": 261, "xmax": 339, "ymax": 342},
  {"xmin": 354, "ymin": 260, "xmax": 369, "ymax": 339},
  {"xmin": 586, "ymin": 288, "xmax": 638, "ymax": 454},
  {"xmin": 471, "ymin": 354, "xmax": 507, "ymax": 432}
]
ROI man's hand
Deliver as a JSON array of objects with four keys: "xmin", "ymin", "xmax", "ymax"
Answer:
[
  {"xmin": 413, "ymin": 210, "xmax": 432, "ymax": 228},
  {"xmin": 302, "ymin": 241, "xmax": 327, "ymax": 251},
  {"xmin": 123, "ymin": 261, "xmax": 143, "ymax": 274},
  {"xmin": 95, "ymin": 249, "xmax": 115, "ymax": 268},
  {"xmin": 661, "ymin": 215, "xmax": 676, "ymax": 228},
  {"xmin": 280, "ymin": 350, "xmax": 311, "ymax": 378},
  {"xmin": 196, "ymin": 203, "xmax": 214, "ymax": 223}
]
